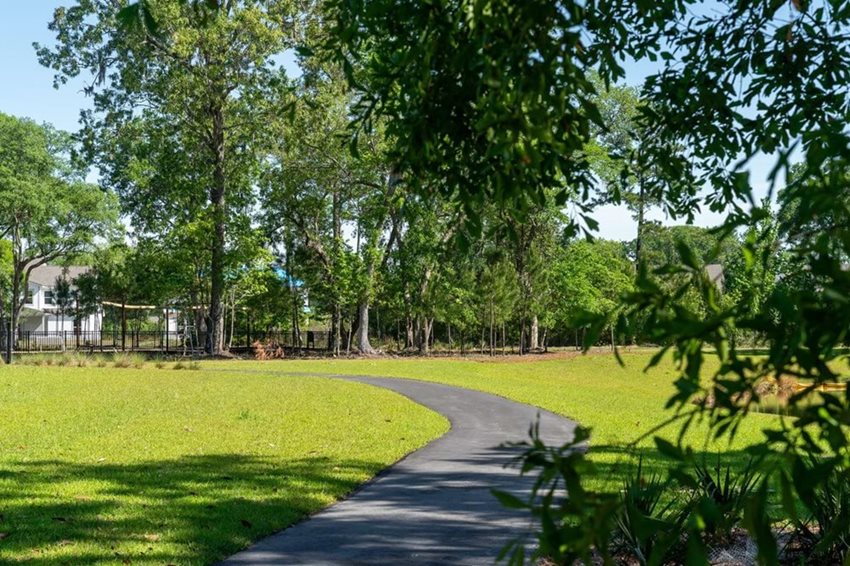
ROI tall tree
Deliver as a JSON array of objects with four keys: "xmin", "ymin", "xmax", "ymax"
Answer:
[
  {"xmin": 586, "ymin": 79, "xmax": 665, "ymax": 263},
  {"xmin": 260, "ymin": 61, "xmax": 398, "ymax": 355},
  {"xmin": 38, "ymin": 0, "xmax": 293, "ymax": 354},
  {"xmin": 326, "ymin": 1, "xmax": 850, "ymax": 561},
  {"xmin": 0, "ymin": 114, "xmax": 118, "ymax": 363}
]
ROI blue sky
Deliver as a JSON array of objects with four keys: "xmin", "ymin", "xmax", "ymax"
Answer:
[
  {"xmin": 0, "ymin": 2, "xmax": 92, "ymax": 133},
  {"xmin": 1, "ymin": 4, "xmax": 766, "ymax": 242}
]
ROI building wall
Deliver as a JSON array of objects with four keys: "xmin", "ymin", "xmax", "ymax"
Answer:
[{"xmin": 21, "ymin": 282, "xmax": 101, "ymax": 333}]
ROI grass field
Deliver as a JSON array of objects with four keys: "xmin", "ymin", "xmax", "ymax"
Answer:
[
  {"xmin": 0, "ymin": 350, "xmax": 790, "ymax": 564},
  {"xmin": 0, "ymin": 365, "xmax": 448, "ymax": 565},
  {"xmin": 209, "ymin": 350, "xmax": 782, "ymax": 488}
]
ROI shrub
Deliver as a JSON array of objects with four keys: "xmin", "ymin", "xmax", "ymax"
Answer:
[
  {"xmin": 614, "ymin": 457, "xmax": 689, "ymax": 565},
  {"xmin": 56, "ymin": 353, "xmax": 90, "ymax": 367},
  {"xmin": 691, "ymin": 457, "xmax": 760, "ymax": 544},
  {"xmin": 173, "ymin": 360, "xmax": 186, "ymax": 370},
  {"xmin": 113, "ymin": 353, "xmax": 146, "ymax": 369},
  {"xmin": 155, "ymin": 360, "xmax": 166, "ymax": 369},
  {"xmin": 789, "ymin": 459, "xmax": 850, "ymax": 564},
  {"xmin": 493, "ymin": 425, "xmax": 620, "ymax": 565}
]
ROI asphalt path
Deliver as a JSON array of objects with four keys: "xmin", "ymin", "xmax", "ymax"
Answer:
[{"xmin": 220, "ymin": 374, "xmax": 578, "ymax": 565}]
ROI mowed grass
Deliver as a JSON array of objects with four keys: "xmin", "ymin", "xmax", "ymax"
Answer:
[
  {"xmin": 0, "ymin": 365, "xmax": 448, "ymax": 565},
  {"xmin": 209, "ymin": 351, "xmax": 783, "ymax": 489}
]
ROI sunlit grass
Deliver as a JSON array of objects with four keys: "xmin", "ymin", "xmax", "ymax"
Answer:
[
  {"xmin": 209, "ymin": 351, "xmax": 784, "ymax": 492},
  {"xmin": 0, "ymin": 366, "xmax": 447, "ymax": 565},
  {"xmin": 0, "ymin": 350, "xmax": 806, "ymax": 564}
]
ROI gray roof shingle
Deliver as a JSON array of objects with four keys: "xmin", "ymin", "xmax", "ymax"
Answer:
[{"xmin": 28, "ymin": 265, "xmax": 90, "ymax": 287}]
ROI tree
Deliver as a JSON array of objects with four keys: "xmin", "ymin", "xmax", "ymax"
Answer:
[
  {"xmin": 38, "ymin": 0, "xmax": 293, "ymax": 354},
  {"xmin": 0, "ymin": 239, "xmax": 12, "ymax": 356},
  {"xmin": 551, "ymin": 239, "xmax": 634, "ymax": 345},
  {"xmin": 327, "ymin": 0, "xmax": 850, "ymax": 561},
  {"xmin": 259, "ymin": 59, "xmax": 399, "ymax": 355},
  {"xmin": 53, "ymin": 269, "xmax": 74, "ymax": 350},
  {"xmin": 0, "ymin": 114, "xmax": 118, "ymax": 364},
  {"xmin": 387, "ymin": 193, "xmax": 464, "ymax": 355},
  {"xmin": 495, "ymin": 204, "xmax": 562, "ymax": 353},
  {"xmin": 586, "ymin": 79, "xmax": 668, "ymax": 263}
]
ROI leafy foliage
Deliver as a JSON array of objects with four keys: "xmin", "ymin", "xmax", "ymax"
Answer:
[
  {"xmin": 324, "ymin": 0, "xmax": 850, "ymax": 563},
  {"xmin": 614, "ymin": 457, "xmax": 689, "ymax": 565},
  {"xmin": 494, "ymin": 424, "xmax": 619, "ymax": 566}
]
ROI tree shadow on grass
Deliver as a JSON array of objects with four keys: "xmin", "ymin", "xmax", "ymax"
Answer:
[
  {"xmin": 0, "ymin": 454, "xmax": 386, "ymax": 565},
  {"xmin": 0, "ymin": 443, "xmax": 776, "ymax": 565}
]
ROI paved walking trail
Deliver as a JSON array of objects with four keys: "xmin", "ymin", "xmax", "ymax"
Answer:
[{"xmin": 220, "ymin": 374, "xmax": 578, "ymax": 565}]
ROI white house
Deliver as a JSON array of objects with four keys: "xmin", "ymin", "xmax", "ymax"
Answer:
[
  {"xmin": 19, "ymin": 265, "xmax": 102, "ymax": 334},
  {"xmin": 705, "ymin": 263, "xmax": 725, "ymax": 292}
]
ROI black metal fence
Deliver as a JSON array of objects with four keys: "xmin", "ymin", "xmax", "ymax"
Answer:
[{"xmin": 1, "ymin": 329, "xmax": 331, "ymax": 354}]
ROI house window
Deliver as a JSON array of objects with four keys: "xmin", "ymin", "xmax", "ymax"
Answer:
[
  {"xmin": 25, "ymin": 288, "xmax": 34, "ymax": 305},
  {"xmin": 44, "ymin": 289, "xmax": 55, "ymax": 306}
]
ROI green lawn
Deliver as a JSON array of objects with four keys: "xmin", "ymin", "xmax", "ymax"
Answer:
[
  {"xmin": 0, "ymin": 351, "xmax": 788, "ymax": 564},
  {"xmin": 209, "ymin": 350, "xmax": 782, "ymax": 489},
  {"xmin": 0, "ymin": 365, "xmax": 447, "ymax": 565}
]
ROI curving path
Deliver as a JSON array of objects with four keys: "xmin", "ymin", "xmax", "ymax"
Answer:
[{"xmin": 219, "ymin": 374, "xmax": 578, "ymax": 566}]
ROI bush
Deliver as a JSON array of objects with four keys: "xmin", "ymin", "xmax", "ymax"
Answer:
[
  {"xmin": 788, "ymin": 459, "xmax": 850, "ymax": 564},
  {"xmin": 497, "ymin": 428, "xmax": 774, "ymax": 565},
  {"xmin": 691, "ymin": 457, "xmax": 760, "ymax": 544},
  {"xmin": 494, "ymin": 425, "xmax": 620, "ymax": 565},
  {"xmin": 171, "ymin": 360, "xmax": 201, "ymax": 370},
  {"xmin": 614, "ymin": 457, "xmax": 689, "ymax": 565},
  {"xmin": 113, "ymin": 353, "xmax": 146, "ymax": 369}
]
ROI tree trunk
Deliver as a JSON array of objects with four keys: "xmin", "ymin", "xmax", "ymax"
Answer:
[
  {"xmin": 6, "ymin": 265, "xmax": 22, "ymax": 364},
  {"xmin": 502, "ymin": 322, "xmax": 507, "ymax": 356},
  {"xmin": 356, "ymin": 252, "xmax": 376, "ymax": 354},
  {"xmin": 480, "ymin": 325, "xmax": 485, "ymax": 354},
  {"xmin": 520, "ymin": 317, "xmax": 527, "ymax": 355},
  {"xmin": 418, "ymin": 316, "xmax": 433, "ymax": 356},
  {"xmin": 489, "ymin": 304, "xmax": 495, "ymax": 356},
  {"xmin": 405, "ymin": 314, "xmax": 414, "ymax": 349},
  {"xmin": 346, "ymin": 321, "xmax": 353, "ymax": 354},
  {"xmin": 329, "ymin": 188, "xmax": 342, "ymax": 356},
  {"xmin": 636, "ymin": 174, "xmax": 646, "ymax": 264},
  {"xmin": 356, "ymin": 300, "xmax": 374, "ymax": 354},
  {"xmin": 228, "ymin": 294, "xmax": 236, "ymax": 350},
  {"xmin": 208, "ymin": 101, "xmax": 227, "ymax": 356},
  {"xmin": 331, "ymin": 303, "xmax": 341, "ymax": 356},
  {"xmin": 530, "ymin": 315, "xmax": 539, "ymax": 351}
]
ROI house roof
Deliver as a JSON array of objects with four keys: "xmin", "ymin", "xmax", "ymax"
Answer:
[
  {"xmin": 705, "ymin": 263, "xmax": 724, "ymax": 283},
  {"xmin": 705, "ymin": 264, "xmax": 725, "ymax": 293},
  {"xmin": 28, "ymin": 265, "xmax": 90, "ymax": 287}
]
